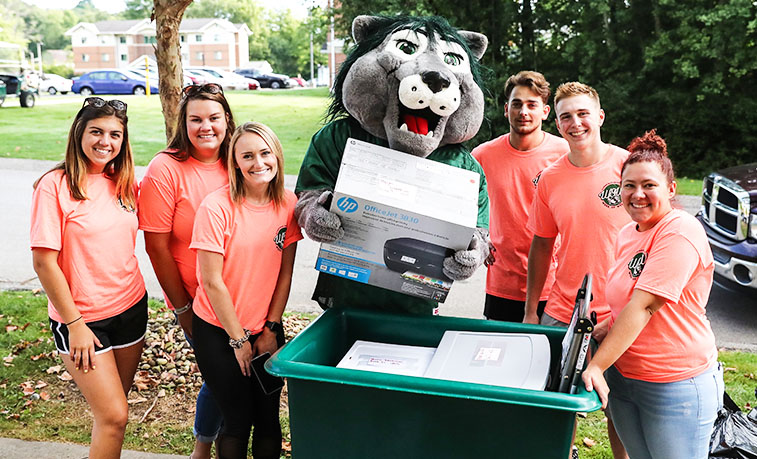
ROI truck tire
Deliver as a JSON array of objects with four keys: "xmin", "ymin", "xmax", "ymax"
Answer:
[{"xmin": 20, "ymin": 92, "xmax": 35, "ymax": 108}]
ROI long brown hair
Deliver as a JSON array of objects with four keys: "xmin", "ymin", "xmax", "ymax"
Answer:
[
  {"xmin": 227, "ymin": 122, "xmax": 285, "ymax": 208},
  {"xmin": 34, "ymin": 102, "xmax": 136, "ymax": 209},
  {"xmin": 161, "ymin": 89, "xmax": 236, "ymax": 163}
]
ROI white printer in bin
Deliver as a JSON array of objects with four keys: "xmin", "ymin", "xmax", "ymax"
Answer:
[
  {"xmin": 424, "ymin": 331, "xmax": 551, "ymax": 391},
  {"xmin": 337, "ymin": 331, "xmax": 551, "ymax": 391}
]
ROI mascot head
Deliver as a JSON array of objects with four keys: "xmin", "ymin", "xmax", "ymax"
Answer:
[{"xmin": 328, "ymin": 15, "xmax": 488, "ymax": 157}]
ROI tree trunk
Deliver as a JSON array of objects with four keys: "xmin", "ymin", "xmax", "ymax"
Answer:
[{"xmin": 152, "ymin": 0, "xmax": 193, "ymax": 142}]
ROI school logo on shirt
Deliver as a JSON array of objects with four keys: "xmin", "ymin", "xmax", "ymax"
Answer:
[
  {"xmin": 273, "ymin": 226, "xmax": 287, "ymax": 251},
  {"xmin": 627, "ymin": 250, "xmax": 647, "ymax": 279},
  {"xmin": 598, "ymin": 182, "xmax": 622, "ymax": 208},
  {"xmin": 532, "ymin": 170, "xmax": 543, "ymax": 188}
]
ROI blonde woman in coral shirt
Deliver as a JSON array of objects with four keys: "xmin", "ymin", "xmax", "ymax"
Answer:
[
  {"xmin": 190, "ymin": 122, "xmax": 302, "ymax": 459},
  {"xmin": 582, "ymin": 130, "xmax": 723, "ymax": 459}
]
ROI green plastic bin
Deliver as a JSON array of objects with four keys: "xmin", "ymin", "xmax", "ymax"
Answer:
[{"xmin": 267, "ymin": 308, "xmax": 601, "ymax": 458}]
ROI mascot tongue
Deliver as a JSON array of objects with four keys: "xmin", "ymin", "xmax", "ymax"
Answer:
[{"xmin": 402, "ymin": 114, "xmax": 429, "ymax": 135}]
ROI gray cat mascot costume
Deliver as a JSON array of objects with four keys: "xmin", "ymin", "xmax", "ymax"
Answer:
[{"xmin": 295, "ymin": 15, "xmax": 490, "ymax": 315}]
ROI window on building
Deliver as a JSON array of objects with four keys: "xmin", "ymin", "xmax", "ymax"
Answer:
[
  {"xmin": 180, "ymin": 35, "xmax": 185, "ymax": 43},
  {"xmin": 196, "ymin": 52, "xmax": 204, "ymax": 60},
  {"xmin": 100, "ymin": 37, "xmax": 107, "ymax": 44},
  {"xmin": 80, "ymin": 36, "xmax": 87, "ymax": 44},
  {"xmin": 144, "ymin": 36, "xmax": 156, "ymax": 44},
  {"xmin": 120, "ymin": 54, "xmax": 127, "ymax": 62},
  {"xmin": 102, "ymin": 53, "xmax": 110, "ymax": 62},
  {"xmin": 195, "ymin": 35, "xmax": 202, "ymax": 42},
  {"xmin": 82, "ymin": 54, "xmax": 90, "ymax": 62},
  {"xmin": 213, "ymin": 34, "xmax": 220, "ymax": 42},
  {"xmin": 215, "ymin": 51, "xmax": 222, "ymax": 60},
  {"xmin": 119, "ymin": 36, "xmax": 126, "ymax": 44}
]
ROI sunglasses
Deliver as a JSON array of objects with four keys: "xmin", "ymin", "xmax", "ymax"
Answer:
[
  {"xmin": 182, "ymin": 83, "xmax": 224, "ymax": 97},
  {"xmin": 82, "ymin": 97, "xmax": 127, "ymax": 113}
]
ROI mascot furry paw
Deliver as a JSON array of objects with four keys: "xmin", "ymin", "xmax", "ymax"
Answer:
[{"xmin": 295, "ymin": 15, "xmax": 490, "ymax": 315}]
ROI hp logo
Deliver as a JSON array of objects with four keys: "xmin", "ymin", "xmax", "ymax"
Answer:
[{"xmin": 336, "ymin": 197, "xmax": 359, "ymax": 213}]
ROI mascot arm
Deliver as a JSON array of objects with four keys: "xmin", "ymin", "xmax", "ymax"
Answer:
[
  {"xmin": 442, "ymin": 162, "xmax": 490, "ymax": 281},
  {"xmin": 443, "ymin": 227, "xmax": 491, "ymax": 281},
  {"xmin": 294, "ymin": 189, "xmax": 345, "ymax": 243},
  {"xmin": 295, "ymin": 120, "xmax": 355, "ymax": 243}
]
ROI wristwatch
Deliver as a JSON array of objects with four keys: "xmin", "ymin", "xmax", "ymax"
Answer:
[{"xmin": 264, "ymin": 320, "xmax": 283, "ymax": 333}]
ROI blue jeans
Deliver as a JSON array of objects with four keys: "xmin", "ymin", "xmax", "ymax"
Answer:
[
  {"xmin": 606, "ymin": 363, "xmax": 723, "ymax": 459},
  {"xmin": 184, "ymin": 331, "xmax": 224, "ymax": 443}
]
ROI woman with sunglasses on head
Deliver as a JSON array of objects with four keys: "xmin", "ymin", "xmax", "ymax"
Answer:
[
  {"xmin": 190, "ymin": 122, "xmax": 301, "ymax": 459},
  {"xmin": 582, "ymin": 130, "xmax": 723, "ymax": 459},
  {"xmin": 31, "ymin": 97, "xmax": 146, "ymax": 459},
  {"xmin": 138, "ymin": 83, "xmax": 235, "ymax": 459}
]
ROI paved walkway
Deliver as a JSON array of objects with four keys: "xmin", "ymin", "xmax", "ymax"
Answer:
[{"xmin": 0, "ymin": 436, "xmax": 187, "ymax": 458}]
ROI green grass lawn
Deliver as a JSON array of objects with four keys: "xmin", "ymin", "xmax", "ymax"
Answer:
[
  {"xmin": 0, "ymin": 89, "xmax": 709, "ymax": 194},
  {"xmin": 0, "ymin": 88, "xmax": 331, "ymax": 175},
  {"xmin": 1, "ymin": 290, "xmax": 756, "ymax": 458}
]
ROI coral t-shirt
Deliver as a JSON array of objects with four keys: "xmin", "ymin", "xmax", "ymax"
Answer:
[
  {"xmin": 607, "ymin": 210, "xmax": 717, "ymax": 382},
  {"xmin": 527, "ymin": 146, "xmax": 630, "ymax": 324},
  {"xmin": 138, "ymin": 153, "xmax": 227, "ymax": 306},
  {"xmin": 30, "ymin": 170, "xmax": 146, "ymax": 323},
  {"xmin": 190, "ymin": 187, "xmax": 303, "ymax": 332},
  {"xmin": 472, "ymin": 133, "xmax": 567, "ymax": 301}
]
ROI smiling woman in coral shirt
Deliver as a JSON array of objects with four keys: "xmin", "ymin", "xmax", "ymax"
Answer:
[{"xmin": 582, "ymin": 130, "xmax": 723, "ymax": 459}]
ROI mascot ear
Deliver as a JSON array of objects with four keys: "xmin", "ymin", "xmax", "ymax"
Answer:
[
  {"xmin": 352, "ymin": 15, "xmax": 384, "ymax": 44},
  {"xmin": 458, "ymin": 31, "xmax": 488, "ymax": 60}
]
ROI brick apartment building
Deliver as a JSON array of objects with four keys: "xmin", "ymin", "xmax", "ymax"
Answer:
[{"xmin": 64, "ymin": 18, "xmax": 250, "ymax": 74}]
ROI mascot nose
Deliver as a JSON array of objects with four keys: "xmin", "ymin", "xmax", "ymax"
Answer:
[{"xmin": 422, "ymin": 71, "xmax": 450, "ymax": 93}]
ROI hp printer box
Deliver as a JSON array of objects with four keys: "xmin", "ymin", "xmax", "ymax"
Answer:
[{"xmin": 316, "ymin": 138, "xmax": 479, "ymax": 303}]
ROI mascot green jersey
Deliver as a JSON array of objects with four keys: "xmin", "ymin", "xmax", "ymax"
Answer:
[{"xmin": 295, "ymin": 15, "xmax": 490, "ymax": 315}]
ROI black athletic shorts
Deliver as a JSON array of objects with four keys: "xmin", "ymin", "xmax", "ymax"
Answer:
[
  {"xmin": 484, "ymin": 294, "xmax": 546, "ymax": 323},
  {"xmin": 50, "ymin": 293, "xmax": 148, "ymax": 355}
]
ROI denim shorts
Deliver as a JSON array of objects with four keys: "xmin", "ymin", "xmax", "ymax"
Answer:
[{"xmin": 606, "ymin": 362, "xmax": 724, "ymax": 459}]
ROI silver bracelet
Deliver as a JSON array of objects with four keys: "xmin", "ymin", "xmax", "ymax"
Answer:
[
  {"xmin": 229, "ymin": 329, "xmax": 252, "ymax": 349},
  {"xmin": 174, "ymin": 299, "xmax": 193, "ymax": 315}
]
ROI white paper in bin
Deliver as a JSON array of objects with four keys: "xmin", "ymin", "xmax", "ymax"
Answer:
[
  {"xmin": 424, "ymin": 331, "xmax": 551, "ymax": 390},
  {"xmin": 336, "ymin": 340, "xmax": 437, "ymax": 377}
]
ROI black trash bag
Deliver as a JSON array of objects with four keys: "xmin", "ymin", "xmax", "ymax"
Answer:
[{"xmin": 710, "ymin": 391, "xmax": 757, "ymax": 459}]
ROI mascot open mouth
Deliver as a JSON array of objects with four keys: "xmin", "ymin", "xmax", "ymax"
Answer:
[{"xmin": 398, "ymin": 106, "xmax": 442, "ymax": 136}]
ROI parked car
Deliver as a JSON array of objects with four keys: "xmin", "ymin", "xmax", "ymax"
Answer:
[
  {"xmin": 289, "ymin": 76, "xmax": 306, "ymax": 87},
  {"xmin": 185, "ymin": 67, "xmax": 248, "ymax": 91},
  {"xmin": 72, "ymin": 69, "xmax": 159, "ymax": 96},
  {"xmin": 696, "ymin": 163, "xmax": 757, "ymax": 293},
  {"xmin": 234, "ymin": 68, "xmax": 291, "ymax": 89},
  {"xmin": 242, "ymin": 77, "xmax": 260, "ymax": 90},
  {"xmin": 39, "ymin": 73, "xmax": 73, "ymax": 95},
  {"xmin": 129, "ymin": 68, "xmax": 193, "ymax": 88},
  {"xmin": 0, "ymin": 73, "xmax": 37, "ymax": 107},
  {"xmin": 0, "ymin": 79, "xmax": 6, "ymax": 106}
]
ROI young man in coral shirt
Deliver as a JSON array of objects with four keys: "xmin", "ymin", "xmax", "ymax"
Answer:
[
  {"xmin": 472, "ymin": 71, "xmax": 568, "ymax": 322},
  {"xmin": 524, "ymin": 81, "xmax": 630, "ymax": 459}
]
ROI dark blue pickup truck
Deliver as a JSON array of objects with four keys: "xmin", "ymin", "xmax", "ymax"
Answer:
[{"xmin": 697, "ymin": 163, "xmax": 757, "ymax": 293}]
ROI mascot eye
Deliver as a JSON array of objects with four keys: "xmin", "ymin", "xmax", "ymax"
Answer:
[
  {"xmin": 444, "ymin": 53, "xmax": 463, "ymax": 66},
  {"xmin": 396, "ymin": 40, "xmax": 418, "ymax": 55}
]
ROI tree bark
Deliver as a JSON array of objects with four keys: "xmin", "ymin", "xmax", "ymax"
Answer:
[{"xmin": 153, "ymin": 0, "xmax": 193, "ymax": 142}]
